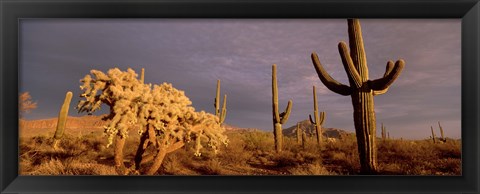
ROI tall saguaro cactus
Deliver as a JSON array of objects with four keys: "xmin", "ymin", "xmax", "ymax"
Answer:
[
  {"xmin": 215, "ymin": 80, "xmax": 227, "ymax": 124},
  {"xmin": 53, "ymin": 91, "xmax": 73, "ymax": 150},
  {"xmin": 310, "ymin": 19, "xmax": 405, "ymax": 174},
  {"xmin": 309, "ymin": 86, "xmax": 326, "ymax": 146},
  {"xmin": 272, "ymin": 64, "xmax": 293, "ymax": 153}
]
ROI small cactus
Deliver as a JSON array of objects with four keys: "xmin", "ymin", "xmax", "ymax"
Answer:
[
  {"xmin": 309, "ymin": 86, "xmax": 326, "ymax": 146},
  {"xmin": 431, "ymin": 126, "xmax": 436, "ymax": 144},
  {"xmin": 272, "ymin": 64, "xmax": 292, "ymax": 153},
  {"xmin": 302, "ymin": 131, "xmax": 307, "ymax": 149},
  {"xmin": 140, "ymin": 68, "xmax": 145, "ymax": 84},
  {"xmin": 381, "ymin": 123, "xmax": 387, "ymax": 140},
  {"xmin": 53, "ymin": 91, "xmax": 73, "ymax": 150},
  {"xmin": 215, "ymin": 80, "xmax": 227, "ymax": 124},
  {"xmin": 438, "ymin": 121, "xmax": 446, "ymax": 142},
  {"xmin": 296, "ymin": 123, "xmax": 302, "ymax": 144}
]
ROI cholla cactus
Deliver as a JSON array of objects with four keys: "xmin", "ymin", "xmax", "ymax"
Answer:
[{"xmin": 77, "ymin": 68, "xmax": 228, "ymax": 175}]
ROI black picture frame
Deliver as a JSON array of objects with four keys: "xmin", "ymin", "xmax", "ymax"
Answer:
[{"xmin": 1, "ymin": 0, "xmax": 478, "ymax": 193}]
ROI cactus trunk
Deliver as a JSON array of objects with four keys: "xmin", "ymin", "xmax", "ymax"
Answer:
[
  {"xmin": 352, "ymin": 92, "xmax": 377, "ymax": 173},
  {"xmin": 53, "ymin": 91, "xmax": 73, "ymax": 150},
  {"xmin": 146, "ymin": 146, "xmax": 168, "ymax": 175},
  {"xmin": 272, "ymin": 64, "xmax": 292, "ymax": 153},
  {"xmin": 114, "ymin": 135, "xmax": 126, "ymax": 168},
  {"xmin": 140, "ymin": 68, "xmax": 145, "ymax": 84},
  {"xmin": 296, "ymin": 123, "xmax": 302, "ymax": 144},
  {"xmin": 310, "ymin": 19, "xmax": 404, "ymax": 174},
  {"xmin": 302, "ymin": 131, "xmax": 307, "ymax": 149},
  {"xmin": 438, "ymin": 121, "xmax": 446, "ymax": 142},
  {"xmin": 310, "ymin": 86, "xmax": 326, "ymax": 146},
  {"xmin": 431, "ymin": 126, "xmax": 436, "ymax": 143}
]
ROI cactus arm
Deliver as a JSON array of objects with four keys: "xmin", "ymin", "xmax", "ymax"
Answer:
[
  {"xmin": 372, "ymin": 61, "xmax": 395, "ymax": 96},
  {"xmin": 319, "ymin": 112, "xmax": 326, "ymax": 125},
  {"xmin": 309, "ymin": 114, "xmax": 315, "ymax": 124},
  {"xmin": 311, "ymin": 52, "xmax": 352, "ymax": 96},
  {"xmin": 383, "ymin": 61, "xmax": 395, "ymax": 77},
  {"xmin": 279, "ymin": 100, "xmax": 292, "ymax": 124},
  {"xmin": 140, "ymin": 68, "xmax": 145, "ymax": 84},
  {"xmin": 219, "ymin": 94, "xmax": 227, "ymax": 123},
  {"xmin": 369, "ymin": 59, "xmax": 405, "ymax": 91},
  {"xmin": 338, "ymin": 41, "xmax": 363, "ymax": 88}
]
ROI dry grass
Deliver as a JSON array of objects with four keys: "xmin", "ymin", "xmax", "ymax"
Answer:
[{"xmin": 19, "ymin": 130, "xmax": 461, "ymax": 175}]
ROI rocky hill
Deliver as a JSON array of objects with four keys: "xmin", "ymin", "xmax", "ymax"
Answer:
[{"xmin": 283, "ymin": 119, "xmax": 351, "ymax": 139}]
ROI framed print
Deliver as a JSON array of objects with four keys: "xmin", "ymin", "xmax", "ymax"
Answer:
[{"xmin": 1, "ymin": 0, "xmax": 479, "ymax": 193}]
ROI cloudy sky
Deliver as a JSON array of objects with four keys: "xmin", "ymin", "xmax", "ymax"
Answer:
[{"xmin": 19, "ymin": 19, "xmax": 461, "ymax": 139}]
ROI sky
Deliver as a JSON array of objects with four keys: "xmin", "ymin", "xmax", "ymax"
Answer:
[{"xmin": 19, "ymin": 19, "xmax": 461, "ymax": 139}]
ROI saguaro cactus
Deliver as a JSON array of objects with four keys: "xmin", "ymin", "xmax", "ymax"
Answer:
[
  {"xmin": 296, "ymin": 123, "xmax": 302, "ymax": 144},
  {"xmin": 140, "ymin": 68, "xmax": 145, "ymax": 84},
  {"xmin": 309, "ymin": 86, "xmax": 326, "ymax": 146},
  {"xmin": 381, "ymin": 123, "xmax": 387, "ymax": 140},
  {"xmin": 215, "ymin": 80, "xmax": 227, "ymax": 124},
  {"xmin": 302, "ymin": 131, "xmax": 307, "ymax": 149},
  {"xmin": 53, "ymin": 91, "xmax": 73, "ymax": 150},
  {"xmin": 431, "ymin": 126, "xmax": 436, "ymax": 143},
  {"xmin": 310, "ymin": 19, "xmax": 405, "ymax": 174},
  {"xmin": 272, "ymin": 64, "xmax": 293, "ymax": 153},
  {"xmin": 438, "ymin": 121, "xmax": 446, "ymax": 142}
]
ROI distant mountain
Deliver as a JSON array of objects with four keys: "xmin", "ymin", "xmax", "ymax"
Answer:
[
  {"xmin": 19, "ymin": 115, "xmax": 107, "ymax": 130},
  {"xmin": 283, "ymin": 119, "xmax": 351, "ymax": 139},
  {"xmin": 19, "ymin": 115, "xmax": 254, "ymax": 137}
]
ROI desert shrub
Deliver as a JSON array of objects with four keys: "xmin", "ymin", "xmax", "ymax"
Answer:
[
  {"xmin": 217, "ymin": 132, "xmax": 251, "ymax": 166},
  {"xmin": 289, "ymin": 162, "xmax": 336, "ymax": 175},
  {"xmin": 242, "ymin": 130, "xmax": 273, "ymax": 152}
]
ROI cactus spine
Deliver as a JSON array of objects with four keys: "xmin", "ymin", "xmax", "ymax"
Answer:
[
  {"xmin": 272, "ymin": 64, "xmax": 292, "ymax": 153},
  {"xmin": 215, "ymin": 80, "xmax": 227, "ymax": 124},
  {"xmin": 310, "ymin": 19, "xmax": 405, "ymax": 174},
  {"xmin": 53, "ymin": 91, "xmax": 73, "ymax": 150},
  {"xmin": 431, "ymin": 126, "xmax": 436, "ymax": 143},
  {"xmin": 309, "ymin": 86, "xmax": 326, "ymax": 146}
]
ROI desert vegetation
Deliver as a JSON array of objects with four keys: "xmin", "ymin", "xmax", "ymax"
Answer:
[
  {"xmin": 19, "ymin": 125, "xmax": 461, "ymax": 175},
  {"xmin": 18, "ymin": 19, "xmax": 461, "ymax": 175}
]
